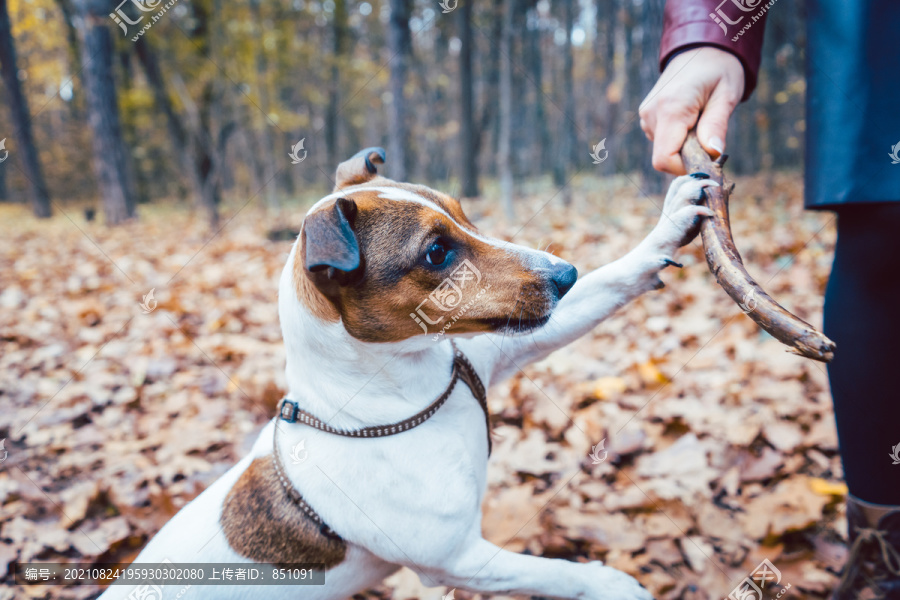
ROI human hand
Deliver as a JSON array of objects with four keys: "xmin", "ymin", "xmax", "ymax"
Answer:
[{"xmin": 638, "ymin": 47, "xmax": 745, "ymax": 175}]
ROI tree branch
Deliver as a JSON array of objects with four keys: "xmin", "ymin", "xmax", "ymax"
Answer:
[{"xmin": 680, "ymin": 130, "xmax": 836, "ymax": 362}]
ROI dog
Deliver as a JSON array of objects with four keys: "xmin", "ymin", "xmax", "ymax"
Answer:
[{"xmin": 99, "ymin": 148, "xmax": 715, "ymax": 600}]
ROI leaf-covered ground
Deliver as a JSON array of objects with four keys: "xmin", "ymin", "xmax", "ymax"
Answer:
[{"xmin": 0, "ymin": 173, "xmax": 845, "ymax": 600}]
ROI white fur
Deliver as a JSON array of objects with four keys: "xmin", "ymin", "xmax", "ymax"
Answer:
[{"xmin": 99, "ymin": 176, "xmax": 714, "ymax": 600}]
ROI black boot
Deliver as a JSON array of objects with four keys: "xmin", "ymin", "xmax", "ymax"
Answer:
[{"xmin": 833, "ymin": 495, "xmax": 900, "ymax": 600}]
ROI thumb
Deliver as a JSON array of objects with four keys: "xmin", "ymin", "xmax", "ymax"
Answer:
[{"xmin": 696, "ymin": 87, "xmax": 738, "ymax": 159}]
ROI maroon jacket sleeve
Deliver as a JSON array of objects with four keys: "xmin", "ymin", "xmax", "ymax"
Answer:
[{"xmin": 660, "ymin": 0, "xmax": 769, "ymax": 101}]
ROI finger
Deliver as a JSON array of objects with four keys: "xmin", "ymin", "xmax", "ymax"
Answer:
[
  {"xmin": 651, "ymin": 106, "xmax": 694, "ymax": 175},
  {"xmin": 640, "ymin": 116, "xmax": 653, "ymax": 141},
  {"xmin": 696, "ymin": 86, "xmax": 739, "ymax": 160},
  {"xmin": 638, "ymin": 99, "xmax": 657, "ymax": 141}
]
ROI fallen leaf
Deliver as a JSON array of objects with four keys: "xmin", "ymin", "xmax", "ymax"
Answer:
[{"xmin": 808, "ymin": 478, "xmax": 848, "ymax": 497}]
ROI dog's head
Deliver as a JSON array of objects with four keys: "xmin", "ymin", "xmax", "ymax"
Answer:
[{"xmin": 293, "ymin": 148, "xmax": 577, "ymax": 343}]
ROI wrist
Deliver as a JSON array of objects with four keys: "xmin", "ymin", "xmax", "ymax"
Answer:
[
  {"xmin": 664, "ymin": 46, "xmax": 746, "ymax": 103},
  {"xmin": 663, "ymin": 44, "xmax": 751, "ymax": 102}
]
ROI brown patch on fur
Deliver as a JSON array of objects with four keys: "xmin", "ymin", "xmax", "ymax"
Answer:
[{"xmin": 221, "ymin": 456, "xmax": 347, "ymax": 569}]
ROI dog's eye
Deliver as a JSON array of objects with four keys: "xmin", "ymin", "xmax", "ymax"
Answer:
[{"xmin": 425, "ymin": 242, "xmax": 448, "ymax": 266}]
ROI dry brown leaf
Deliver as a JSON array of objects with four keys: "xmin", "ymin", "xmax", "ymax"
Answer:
[
  {"xmin": 481, "ymin": 486, "xmax": 547, "ymax": 551},
  {"xmin": 739, "ymin": 447, "xmax": 785, "ymax": 482},
  {"xmin": 679, "ymin": 536, "xmax": 715, "ymax": 573},
  {"xmin": 738, "ymin": 476, "xmax": 830, "ymax": 539},
  {"xmin": 645, "ymin": 538, "xmax": 684, "ymax": 567},
  {"xmin": 763, "ymin": 421, "xmax": 805, "ymax": 453},
  {"xmin": 554, "ymin": 509, "xmax": 646, "ymax": 552}
]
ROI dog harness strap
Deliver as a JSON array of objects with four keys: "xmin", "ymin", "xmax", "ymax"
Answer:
[
  {"xmin": 277, "ymin": 342, "xmax": 491, "ymax": 449},
  {"xmin": 453, "ymin": 346, "xmax": 492, "ymax": 454},
  {"xmin": 271, "ymin": 421, "xmax": 339, "ymax": 539}
]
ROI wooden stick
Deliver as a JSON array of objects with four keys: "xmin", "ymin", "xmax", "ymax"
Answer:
[{"xmin": 680, "ymin": 131, "xmax": 836, "ymax": 362}]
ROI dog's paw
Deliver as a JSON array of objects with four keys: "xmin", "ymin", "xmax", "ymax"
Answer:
[
  {"xmin": 643, "ymin": 255, "xmax": 684, "ymax": 290},
  {"xmin": 582, "ymin": 563, "xmax": 654, "ymax": 600},
  {"xmin": 648, "ymin": 175, "xmax": 717, "ymax": 254}
]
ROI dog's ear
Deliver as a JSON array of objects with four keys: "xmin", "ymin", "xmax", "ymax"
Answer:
[
  {"xmin": 334, "ymin": 147, "xmax": 386, "ymax": 190},
  {"xmin": 303, "ymin": 198, "xmax": 361, "ymax": 277}
]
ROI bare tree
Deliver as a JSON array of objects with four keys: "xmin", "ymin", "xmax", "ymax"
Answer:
[
  {"xmin": 474, "ymin": 0, "xmax": 503, "ymax": 169},
  {"xmin": 249, "ymin": 0, "xmax": 279, "ymax": 209},
  {"xmin": 413, "ymin": 18, "xmax": 450, "ymax": 182},
  {"xmin": 457, "ymin": 0, "xmax": 478, "ymax": 197},
  {"xmin": 54, "ymin": 0, "xmax": 81, "ymax": 73},
  {"xmin": 134, "ymin": 37, "xmax": 231, "ymax": 226},
  {"xmin": 387, "ymin": 0, "xmax": 412, "ymax": 181},
  {"xmin": 524, "ymin": 0, "xmax": 551, "ymax": 170},
  {"xmin": 553, "ymin": 0, "xmax": 576, "ymax": 205},
  {"xmin": 638, "ymin": 0, "xmax": 665, "ymax": 194},
  {"xmin": 73, "ymin": 0, "xmax": 136, "ymax": 225},
  {"xmin": 0, "ymin": 0, "xmax": 51, "ymax": 217},
  {"xmin": 325, "ymin": 0, "xmax": 349, "ymax": 170},
  {"xmin": 497, "ymin": 0, "xmax": 514, "ymax": 218}
]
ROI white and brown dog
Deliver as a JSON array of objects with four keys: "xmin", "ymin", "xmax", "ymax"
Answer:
[{"xmin": 100, "ymin": 148, "xmax": 715, "ymax": 600}]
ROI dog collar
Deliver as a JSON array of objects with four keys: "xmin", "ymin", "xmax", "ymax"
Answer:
[
  {"xmin": 271, "ymin": 342, "xmax": 491, "ymax": 539},
  {"xmin": 277, "ymin": 342, "xmax": 491, "ymax": 451}
]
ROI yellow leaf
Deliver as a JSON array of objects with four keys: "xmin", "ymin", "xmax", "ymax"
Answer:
[
  {"xmin": 808, "ymin": 478, "xmax": 848, "ymax": 497},
  {"xmin": 591, "ymin": 376, "xmax": 627, "ymax": 400},
  {"xmin": 637, "ymin": 361, "xmax": 668, "ymax": 386}
]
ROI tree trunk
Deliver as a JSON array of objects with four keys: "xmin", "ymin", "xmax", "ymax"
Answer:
[
  {"xmin": 249, "ymin": 0, "xmax": 278, "ymax": 209},
  {"xmin": 0, "ymin": 155, "xmax": 6, "ymax": 201},
  {"xmin": 525, "ymin": 0, "xmax": 551, "ymax": 172},
  {"xmin": 202, "ymin": 0, "xmax": 228, "ymax": 225},
  {"xmin": 622, "ymin": 0, "xmax": 639, "ymax": 170},
  {"xmin": 458, "ymin": 0, "xmax": 478, "ymax": 197},
  {"xmin": 0, "ymin": 0, "xmax": 51, "ymax": 217},
  {"xmin": 475, "ymin": 0, "xmax": 503, "ymax": 171},
  {"xmin": 73, "ymin": 0, "xmax": 136, "ymax": 225},
  {"xmin": 510, "ymin": 0, "xmax": 526, "ymax": 176},
  {"xmin": 606, "ymin": 0, "xmax": 622, "ymax": 171},
  {"xmin": 497, "ymin": 0, "xmax": 514, "ymax": 219},
  {"xmin": 325, "ymin": 0, "xmax": 348, "ymax": 171},
  {"xmin": 414, "ymin": 21, "xmax": 449, "ymax": 182},
  {"xmin": 54, "ymin": 0, "xmax": 82, "ymax": 83},
  {"xmin": 134, "ymin": 37, "xmax": 221, "ymax": 225},
  {"xmin": 387, "ymin": 0, "xmax": 411, "ymax": 181},
  {"xmin": 638, "ymin": 0, "xmax": 665, "ymax": 193},
  {"xmin": 117, "ymin": 45, "xmax": 149, "ymax": 205},
  {"xmin": 553, "ymin": 0, "xmax": 575, "ymax": 205},
  {"xmin": 590, "ymin": 0, "xmax": 608, "ymax": 136},
  {"xmin": 172, "ymin": 70, "xmax": 230, "ymax": 227}
]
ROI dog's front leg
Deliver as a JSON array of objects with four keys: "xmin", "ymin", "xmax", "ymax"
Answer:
[
  {"xmin": 481, "ymin": 175, "xmax": 716, "ymax": 382},
  {"xmin": 419, "ymin": 538, "xmax": 653, "ymax": 600}
]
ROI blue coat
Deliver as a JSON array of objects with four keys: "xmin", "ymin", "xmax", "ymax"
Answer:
[{"xmin": 805, "ymin": 0, "xmax": 900, "ymax": 208}]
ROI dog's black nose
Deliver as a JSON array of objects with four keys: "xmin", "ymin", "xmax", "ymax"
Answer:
[{"xmin": 551, "ymin": 262, "xmax": 578, "ymax": 298}]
